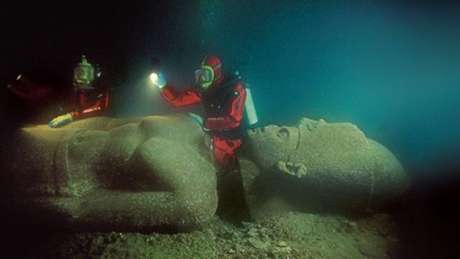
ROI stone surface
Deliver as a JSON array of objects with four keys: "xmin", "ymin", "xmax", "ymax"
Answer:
[
  {"xmin": 1, "ymin": 115, "xmax": 217, "ymax": 231},
  {"xmin": 241, "ymin": 117, "xmax": 410, "ymax": 217},
  {"xmin": 1, "ymin": 115, "xmax": 410, "ymax": 230}
]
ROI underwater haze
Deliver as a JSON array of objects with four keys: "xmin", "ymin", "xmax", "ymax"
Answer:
[
  {"xmin": 135, "ymin": 0, "xmax": 460, "ymax": 174},
  {"xmin": 3, "ymin": 0, "xmax": 460, "ymax": 174},
  {"xmin": 3, "ymin": 2, "xmax": 460, "ymax": 258}
]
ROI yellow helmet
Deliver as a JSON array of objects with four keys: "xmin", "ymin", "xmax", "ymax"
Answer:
[{"xmin": 73, "ymin": 55, "xmax": 96, "ymax": 89}]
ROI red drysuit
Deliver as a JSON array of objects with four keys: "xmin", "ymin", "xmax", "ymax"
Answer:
[{"xmin": 160, "ymin": 79, "xmax": 246, "ymax": 170}]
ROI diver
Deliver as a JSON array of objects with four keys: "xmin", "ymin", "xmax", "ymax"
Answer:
[
  {"xmin": 153, "ymin": 55, "xmax": 248, "ymax": 172},
  {"xmin": 152, "ymin": 55, "xmax": 256, "ymax": 221},
  {"xmin": 48, "ymin": 55, "xmax": 109, "ymax": 128}
]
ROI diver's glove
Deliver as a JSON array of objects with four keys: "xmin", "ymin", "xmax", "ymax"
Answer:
[
  {"xmin": 49, "ymin": 113, "xmax": 73, "ymax": 128},
  {"xmin": 202, "ymin": 126, "xmax": 211, "ymax": 133},
  {"xmin": 150, "ymin": 72, "xmax": 167, "ymax": 89}
]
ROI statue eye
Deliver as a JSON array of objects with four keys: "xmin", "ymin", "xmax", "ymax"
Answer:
[{"xmin": 277, "ymin": 128, "xmax": 290, "ymax": 139}]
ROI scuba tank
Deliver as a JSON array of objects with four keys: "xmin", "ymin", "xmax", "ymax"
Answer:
[
  {"xmin": 244, "ymin": 86, "xmax": 258, "ymax": 127},
  {"xmin": 233, "ymin": 71, "xmax": 258, "ymax": 128}
]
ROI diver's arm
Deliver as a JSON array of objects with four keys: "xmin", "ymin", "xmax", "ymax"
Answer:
[
  {"xmin": 160, "ymin": 85, "xmax": 202, "ymax": 107},
  {"xmin": 50, "ymin": 90, "xmax": 110, "ymax": 128},
  {"xmin": 8, "ymin": 75, "xmax": 53, "ymax": 102},
  {"xmin": 205, "ymin": 83, "xmax": 246, "ymax": 130},
  {"xmin": 71, "ymin": 90, "xmax": 110, "ymax": 120}
]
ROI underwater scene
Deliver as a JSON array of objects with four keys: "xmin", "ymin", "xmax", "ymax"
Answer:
[{"xmin": 1, "ymin": 1, "xmax": 460, "ymax": 258}]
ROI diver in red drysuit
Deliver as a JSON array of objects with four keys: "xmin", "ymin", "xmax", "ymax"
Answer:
[
  {"xmin": 48, "ymin": 55, "xmax": 109, "ymax": 128},
  {"xmin": 155, "ymin": 55, "xmax": 246, "ymax": 171},
  {"xmin": 7, "ymin": 55, "xmax": 109, "ymax": 126}
]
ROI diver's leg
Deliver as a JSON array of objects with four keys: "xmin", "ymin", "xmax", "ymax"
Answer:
[{"xmin": 213, "ymin": 137, "xmax": 249, "ymax": 223}]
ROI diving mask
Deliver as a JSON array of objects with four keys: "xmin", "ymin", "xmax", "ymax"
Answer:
[{"xmin": 195, "ymin": 65, "xmax": 214, "ymax": 90}]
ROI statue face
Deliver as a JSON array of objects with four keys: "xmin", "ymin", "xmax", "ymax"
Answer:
[
  {"xmin": 245, "ymin": 118, "xmax": 370, "ymax": 176},
  {"xmin": 246, "ymin": 125, "xmax": 300, "ymax": 170},
  {"xmin": 244, "ymin": 118, "xmax": 410, "ymax": 214}
]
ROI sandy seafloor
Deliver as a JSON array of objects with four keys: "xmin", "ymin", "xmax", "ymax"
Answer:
[{"xmin": 5, "ymin": 212, "xmax": 398, "ymax": 259}]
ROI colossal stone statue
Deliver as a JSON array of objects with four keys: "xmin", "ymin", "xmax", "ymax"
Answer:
[
  {"xmin": 1, "ymin": 115, "xmax": 217, "ymax": 231},
  {"xmin": 0, "ymin": 116, "xmax": 410, "ymax": 229},
  {"xmin": 241, "ymin": 118, "xmax": 410, "ymax": 218}
]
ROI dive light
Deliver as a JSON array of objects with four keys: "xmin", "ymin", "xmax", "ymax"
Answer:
[
  {"xmin": 150, "ymin": 72, "xmax": 159, "ymax": 84},
  {"xmin": 149, "ymin": 71, "xmax": 166, "ymax": 89},
  {"xmin": 149, "ymin": 57, "xmax": 166, "ymax": 88}
]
